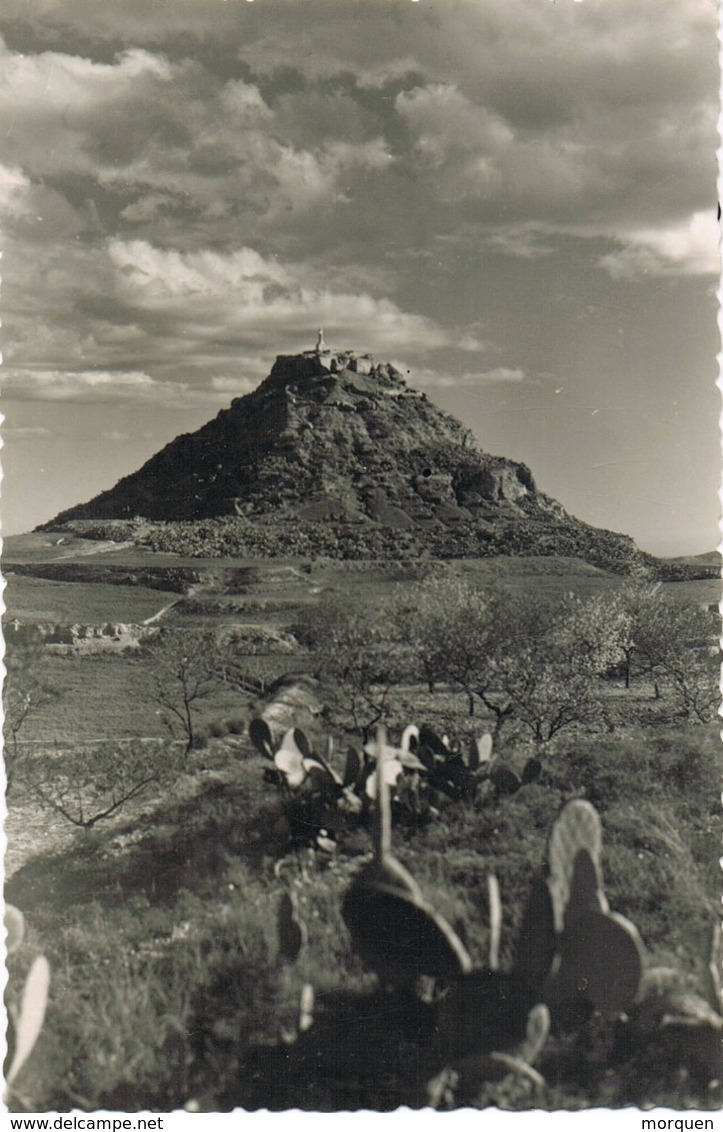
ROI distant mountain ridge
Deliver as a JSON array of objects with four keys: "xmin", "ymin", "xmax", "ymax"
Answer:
[{"xmin": 39, "ymin": 346, "xmax": 692, "ymax": 575}]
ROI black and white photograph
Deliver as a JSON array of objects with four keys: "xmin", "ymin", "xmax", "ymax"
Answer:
[{"xmin": 1, "ymin": 0, "xmax": 721, "ymax": 1116}]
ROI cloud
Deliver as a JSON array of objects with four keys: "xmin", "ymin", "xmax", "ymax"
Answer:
[
  {"xmin": 0, "ymin": 2, "xmax": 716, "ymax": 269},
  {"xmin": 0, "ymin": 33, "xmax": 393, "ymax": 238},
  {"xmin": 0, "ymin": 2, "xmax": 716, "ymax": 428},
  {"xmin": 105, "ymin": 238, "xmax": 478, "ymax": 357},
  {"xmin": 0, "ymin": 369, "xmax": 182, "ymax": 404},
  {"xmin": 410, "ymin": 366, "xmax": 527, "ymax": 390},
  {"xmin": 210, "ymin": 376, "xmax": 261, "ymax": 396},
  {"xmin": 396, "ymin": 83, "xmax": 512, "ymax": 203},
  {"xmin": 599, "ymin": 211, "xmax": 720, "ymax": 279},
  {"xmin": 480, "ymin": 224, "xmax": 557, "ymax": 259},
  {"xmin": 2, "ymin": 425, "xmax": 53, "ymax": 439},
  {"xmin": 0, "ymin": 367, "xmax": 270, "ymax": 409},
  {"xmin": 0, "ymin": 164, "xmax": 31, "ymax": 214},
  {"xmin": 100, "ymin": 430, "xmax": 132, "ymax": 442}
]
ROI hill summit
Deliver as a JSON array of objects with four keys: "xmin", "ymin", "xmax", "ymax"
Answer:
[{"xmin": 42, "ymin": 342, "xmax": 651, "ymax": 572}]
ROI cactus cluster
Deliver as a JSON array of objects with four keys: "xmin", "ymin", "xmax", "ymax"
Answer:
[
  {"xmin": 342, "ymin": 726, "xmax": 472, "ymax": 987},
  {"xmin": 614, "ymin": 923, "xmax": 723, "ymax": 1088},
  {"xmin": 534, "ymin": 800, "xmax": 646, "ymax": 1020},
  {"xmin": 236, "ymin": 729, "xmax": 719, "ymax": 1109},
  {"xmin": 248, "ymin": 716, "xmax": 547, "ymax": 849},
  {"xmin": 247, "ymin": 719, "xmax": 720, "ymax": 1101},
  {"xmin": 249, "ymin": 717, "xmax": 367, "ymax": 849},
  {"xmin": 339, "ymin": 783, "xmax": 708, "ymax": 1102}
]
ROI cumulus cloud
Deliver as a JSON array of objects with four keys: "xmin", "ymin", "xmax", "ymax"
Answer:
[
  {"xmin": 0, "ymin": 370, "xmax": 182, "ymax": 404},
  {"xmin": 0, "ymin": 367, "xmax": 269, "ymax": 409},
  {"xmin": 210, "ymin": 376, "xmax": 261, "ymax": 396},
  {"xmin": 599, "ymin": 211, "xmax": 719, "ymax": 279},
  {"xmin": 105, "ymin": 238, "xmax": 476, "ymax": 357},
  {"xmin": 0, "ymin": 32, "xmax": 394, "ymax": 239},
  {"xmin": 396, "ymin": 83, "xmax": 512, "ymax": 202},
  {"xmin": 0, "ymin": 164, "xmax": 31, "ymax": 214}
]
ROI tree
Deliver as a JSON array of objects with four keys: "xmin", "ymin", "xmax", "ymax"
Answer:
[
  {"xmin": 469, "ymin": 593, "xmax": 617, "ymax": 746},
  {"xmin": 20, "ymin": 739, "xmax": 183, "ymax": 828},
  {"xmin": 395, "ymin": 574, "xmax": 477, "ymax": 698},
  {"xmin": 606, "ymin": 583, "xmax": 719, "ymax": 718},
  {"xmin": 3, "ymin": 629, "xmax": 59, "ymax": 793},
  {"xmin": 143, "ymin": 629, "xmax": 226, "ymax": 752},
  {"xmin": 631, "ymin": 596, "xmax": 719, "ymax": 721},
  {"xmin": 396, "ymin": 574, "xmax": 494, "ymax": 715},
  {"xmin": 604, "ymin": 583, "xmax": 664, "ymax": 690},
  {"xmin": 295, "ymin": 597, "xmax": 407, "ymax": 735},
  {"xmin": 400, "ymin": 581, "xmax": 625, "ymax": 741}
]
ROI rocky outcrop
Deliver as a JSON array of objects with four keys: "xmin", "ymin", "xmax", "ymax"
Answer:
[
  {"xmin": 27, "ymin": 621, "xmax": 159, "ymax": 652},
  {"xmin": 253, "ymin": 672, "xmax": 324, "ymax": 743},
  {"xmin": 41, "ymin": 349, "xmax": 540, "ymax": 531},
  {"xmin": 38, "ymin": 345, "xmax": 655, "ymax": 573}
]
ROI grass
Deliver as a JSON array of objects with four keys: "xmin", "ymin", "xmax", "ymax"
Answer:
[
  {"xmin": 11, "ymin": 654, "xmax": 250, "ymax": 746},
  {"xmin": 4, "ymin": 575, "xmax": 178, "ymax": 625},
  {"xmin": 6, "ymin": 711, "xmax": 721, "ymax": 1112}
]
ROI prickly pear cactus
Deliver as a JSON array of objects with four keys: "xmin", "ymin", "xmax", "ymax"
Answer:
[
  {"xmin": 543, "ymin": 800, "xmax": 645, "ymax": 1019},
  {"xmin": 468, "ymin": 733, "xmax": 493, "ymax": 772},
  {"xmin": 248, "ymin": 717, "xmax": 274, "ymax": 759},
  {"xmin": 547, "ymin": 799, "xmax": 604, "ymax": 931},
  {"xmin": 5, "ymin": 915, "xmax": 51, "ymax": 1099},
  {"xmin": 514, "ymin": 872, "xmax": 556, "ymax": 995},
  {"xmin": 5, "ymin": 905, "xmax": 25, "ymax": 955}
]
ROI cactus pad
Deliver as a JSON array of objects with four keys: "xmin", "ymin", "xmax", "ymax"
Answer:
[
  {"xmin": 343, "ymin": 747, "xmax": 362, "ymax": 789},
  {"xmin": 435, "ymin": 969, "xmax": 535, "ymax": 1060},
  {"xmin": 547, "ymin": 800, "xmax": 604, "ymax": 932},
  {"xmin": 6, "ymin": 955, "xmax": 50, "ymax": 1088},
  {"xmin": 514, "ymin": 872, "xmax": 556, "ymax": 994},
  {"xmin": 5, "ymin": 905, "xmax": 25, "ymax": 955},
  {"xmin": 520, "ymin": 1003, "xmax": 551, "ymax": 1067},
  {"xmin": 249, "ymin": 717, "xmax": 274, "ymax": 759},
  {"xmin": 566, "ymin": 848, "xmax": 609, "ymax": 925},
  {"xmin": 521, "ymin": 757, "xmax": 542, "ymax": 786},
  {"xmin": 274, "ymin": 732, "xmax": 307, "ymax": 788},
  {"xmin": 490, "ymin": 765, "xmax": 521, "ymax": 797},
  {"xmin": 546, "ymin": 908, "xmax": 645, "ymax": 1016},
  {"xmin": 468, "ymin": 733, "xmax": 493, "ymax": 772},
  {"xmin": 707, "ymin": 922, "xmax": 723, "ymax": 1013},
  {"xmin": 277, "ymin": 891, "xmax": 305, "ymax": 963},
  {"xmin": 342, "ymin": 884, "xmax": 472, "ymax": 984}
]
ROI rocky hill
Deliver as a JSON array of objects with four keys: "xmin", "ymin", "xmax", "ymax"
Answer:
[{"xmin": 40, "ymin": 346, "xmax": 668, "ymax": 574}]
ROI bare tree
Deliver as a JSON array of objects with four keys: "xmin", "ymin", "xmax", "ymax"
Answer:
[
  {"xmin": 3, "ymin": 629, "xmax": 59, "ymax": 793},
  {"xmin": 143, "ymin": 629, "xmax": 226, "ymax": 752},
  {"xmin": 22, "ymin": 739, "xmax": 184, "ymax": 828}
]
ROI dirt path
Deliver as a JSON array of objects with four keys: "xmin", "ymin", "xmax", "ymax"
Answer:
[{"xmin": 141, "ymin": 598, "xmax": 183, "ymax": 625}]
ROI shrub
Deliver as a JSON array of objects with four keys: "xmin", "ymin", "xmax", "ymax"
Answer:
[
  {"xmin": 207, "ymin": 719, "xmax": 229, "ymax": 739},
  {"xmin": 226, "ymin": 715, "xmax": 247, "ymax": 735}
]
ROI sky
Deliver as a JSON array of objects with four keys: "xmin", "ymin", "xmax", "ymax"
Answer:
[{"xmin": 0, "ymin": 0, "xmax": 719, "ymax": 555}]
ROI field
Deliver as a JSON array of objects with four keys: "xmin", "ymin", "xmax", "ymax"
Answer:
[
  {"xmin": 3, "ymin": 538, "xmax": 721, "ymax": 1113},
  {"xmin": 4, "ymin": 575, "xmax": 179, "ymax": 625}
]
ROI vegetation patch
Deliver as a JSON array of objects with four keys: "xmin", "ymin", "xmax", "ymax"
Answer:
[{"xmin": 4, "ymin": 557, "xmax": 720, "ymax": 1113}]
